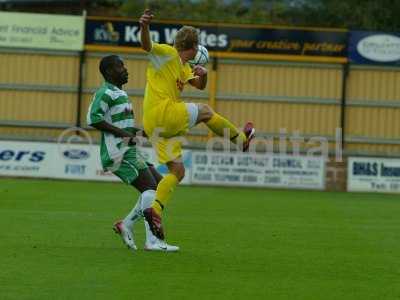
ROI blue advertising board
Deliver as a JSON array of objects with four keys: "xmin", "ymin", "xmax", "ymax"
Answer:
[
  {"xmin": 349, "ymin": 31, "xmax": 400, "ymax": 65},
  {"xmin": 85, "ymin": 18, "xmax": 347, "ymax": 61}
]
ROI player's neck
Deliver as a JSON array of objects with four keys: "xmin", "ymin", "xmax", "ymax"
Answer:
[{"xmin": 107, "ymin": 80, "xmax": 123, "ymax": 89}]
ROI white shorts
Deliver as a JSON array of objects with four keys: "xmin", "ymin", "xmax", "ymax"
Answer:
[{"xmin": 185, "ymin": 103, "xmax": 199, "ymax": 129}]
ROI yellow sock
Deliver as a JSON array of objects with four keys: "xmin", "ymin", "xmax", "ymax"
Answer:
[
  {"xmin": 152, "ymin": 173, "xmax": 179, "ymax": 214},
  {"xmin": 205, "ymin": 113, "xmax": 246, "ymax": 144}
]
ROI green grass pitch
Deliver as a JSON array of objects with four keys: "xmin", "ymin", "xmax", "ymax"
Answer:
[{"xmin": 1, "ymin": 178, "xmax": 400, "ymax": 300}]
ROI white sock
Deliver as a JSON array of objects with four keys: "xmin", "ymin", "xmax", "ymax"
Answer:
[
  {"xmin": 140, "ymin": 189, "xmax": 156, "ymax": 211},
  {"xmin": 141, "ymin": 190, "xmax": 158, "ymax": 244},
  {"xmin": 122, "ymin": 194, "xmax": 143, "ymax": 228},
  {"xmin": 123, "ymin": 190, "xmax": 158, "ymax": 243},
  {"xmin": 144, "ymin": 220, "xmax": 158, "ymax": 245}
]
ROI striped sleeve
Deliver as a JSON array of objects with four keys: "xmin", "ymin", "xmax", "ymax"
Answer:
[{"xmin": 86, "ymin": 94, "xmax": 110, "ymax": 125}]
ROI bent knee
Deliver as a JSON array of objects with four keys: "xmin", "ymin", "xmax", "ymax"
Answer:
[
  {"xmin": 169, "ymin": 163, "xmax": 185, "ymax": 182},
  {"xmin": 197, "ymin": 104, "xmax": 214, "ymax": 122},
  {"xmin": 175, "ymin": 167, "xmax": 185, "ymax": 182}
]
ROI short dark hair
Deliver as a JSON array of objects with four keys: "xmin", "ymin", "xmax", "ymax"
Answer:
[{"xmin": 99, "ymin": 55, "xmax": 120, "ymax": 79}]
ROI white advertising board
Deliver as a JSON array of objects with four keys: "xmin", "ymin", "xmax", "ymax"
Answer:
[
  {"xmin": 0, "ymin": 141, "xmax": 326, "ymax": 190},
  {"xmin": 0, "ymin": 12, "xmax": 85, "ymax": 51},
  {"xmin": 0, "ymin": 140, "xmax": 54, "ymax": 178},
  {"xmin": 348, "ymin": 157, "xmax": 400, "ymax": 193},
  {"xmin": 191, "ymin": 151, "xmax": 325, "ymax": 190},
  {"xmin": 0, "ymin": 141, "xmax": 191, "ymax": 184}
]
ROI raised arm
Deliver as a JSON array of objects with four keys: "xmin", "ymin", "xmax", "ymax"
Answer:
[{"xmin": 139, "ymin": 9, "xmax": 154, "ymax": 52}]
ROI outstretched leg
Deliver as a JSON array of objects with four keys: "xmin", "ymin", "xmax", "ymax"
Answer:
[{"xmin": 195, "ymin": 103, "xmax": 255, "ymax": 151}]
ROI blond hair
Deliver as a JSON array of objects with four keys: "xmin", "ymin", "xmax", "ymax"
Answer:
[{"xmin": 174, "ymin": 26, "xmax": 199, "ymax": 51}]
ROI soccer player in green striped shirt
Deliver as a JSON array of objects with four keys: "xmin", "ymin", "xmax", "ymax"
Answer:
[{"xmin": 87, "ymin": 55, "xmax": 177, "ymax": 252}]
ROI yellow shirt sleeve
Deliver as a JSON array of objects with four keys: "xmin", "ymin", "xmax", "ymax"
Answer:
[
  {"xmin": 150, "ymin": 42, "xmax": 173, "ymax": 55},
  {"xmin": 148, "ymin": 43, "xmax": 176, "ymax": 71},
  {"xmin": 183, "ymin": 64, "xmax": 196, "ymax": 83},
  {"xmin": 148, "ymin": 42, "xmax": 195, "ymax": 83}
]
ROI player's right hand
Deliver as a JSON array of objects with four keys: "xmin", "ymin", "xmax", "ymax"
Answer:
[
  {"xmin": 139, "ymin": 9, "xmax": 154, "ymax": 27},
  {"xmin": 193, "ymin": 65, "xmax": 207, "ymax": 76}
]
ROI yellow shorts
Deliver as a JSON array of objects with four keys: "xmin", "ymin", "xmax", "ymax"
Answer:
[
  {"xmin": 143, "ymin": 101, "xmax": 190, "ymax": 164},
  {"xmin": 152, "ymin": 137, "xmax": 186, "ymax": 164}
]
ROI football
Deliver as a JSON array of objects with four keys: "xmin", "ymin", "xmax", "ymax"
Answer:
[{"xmin": 188, "ymin": 45, "xmax": 209, "ymax": 66}]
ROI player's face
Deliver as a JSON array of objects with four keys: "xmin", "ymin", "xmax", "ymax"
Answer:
[
  {"xmin": 188, "ymin": 44, "xmax": 199, "ymax": 60},
  {"xmin": 110, "ymin": 57, "xmax": 129, "ymax": 86}
]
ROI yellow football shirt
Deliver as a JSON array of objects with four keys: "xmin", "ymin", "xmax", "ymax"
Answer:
[{"xmin": 143, "ymin": 43, "xmax": 195, "ymax": 115}]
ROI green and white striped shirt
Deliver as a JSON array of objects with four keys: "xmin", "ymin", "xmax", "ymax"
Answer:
[{"xmin": 87, "ymin": 82, "xmax": 137, "ymax": 170}]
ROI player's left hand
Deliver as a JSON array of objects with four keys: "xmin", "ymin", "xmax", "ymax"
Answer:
[{"xmin": 193, "ymin": 65, "xmax": 207, "ymax": 76}]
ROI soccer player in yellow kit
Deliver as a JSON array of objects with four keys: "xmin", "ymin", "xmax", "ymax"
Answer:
[{"xmin": 139, "ymin": 9, "xmax": 255, "ymax": 240}]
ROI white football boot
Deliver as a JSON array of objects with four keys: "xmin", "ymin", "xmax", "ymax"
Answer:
[
  {"xmin": 113, "ymin": 220, "xmax": 137, "ymax": 251},
  {"xmin": 144, "ymin": 221, "xmax": 179, "ymax": 252},
  {"xmin": 144, "ymin": 238, "xmax": 180, "ymax": 252}
]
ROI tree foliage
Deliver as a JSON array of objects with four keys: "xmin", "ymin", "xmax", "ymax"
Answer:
[
  {"xmin": 291, "ymin": 0, "xmax": 400, "ymax": 31},
  {"xmin": 119, "ymin": 0, "xmax": 400, "ymax": 31}
]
